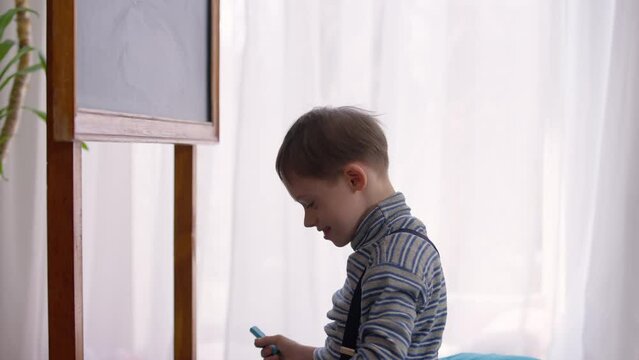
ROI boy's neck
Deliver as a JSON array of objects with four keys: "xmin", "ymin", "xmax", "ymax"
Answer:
[{"xmin": 362, "ymin": 172, "xmax": 396, "ymax": 215}]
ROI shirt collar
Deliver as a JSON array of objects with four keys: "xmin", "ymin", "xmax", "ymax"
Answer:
[{"xmin": 350, "ymin": 192, "xmax": 410, "ymax": 251}]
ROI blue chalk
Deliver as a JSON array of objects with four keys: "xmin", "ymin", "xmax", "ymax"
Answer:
[
  {"xmin": 250, "ymin": 326, "xmax": 280, "ymax": 355},
  {"xmin": 250, "ymin": 326, "xmax": 266, "ymax": 338}
]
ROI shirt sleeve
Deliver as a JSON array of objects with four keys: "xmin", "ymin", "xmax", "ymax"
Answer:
[
  {"xmin": 313, "ymin": 331, "xmax": 342, "ymax": 360},
  {"xmin": 313, "ymin": 285, "xmax": 354, "ymax": 360},
  {"xmin": 353, "ymin": 263, "xmax": 426, "ymax": 359}
]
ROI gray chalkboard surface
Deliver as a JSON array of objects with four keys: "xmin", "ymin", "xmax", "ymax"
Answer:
[{"xmin": 77, "ymin": 0, "xmax": 210, "ymax": 123}]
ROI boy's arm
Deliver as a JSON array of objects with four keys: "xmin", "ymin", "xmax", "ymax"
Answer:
[
  {"xmin": 352, "ymin": 263, "xmax": 425, "ymax": 359},
  {"xmin": 314, "ymin": 266, "xmax": 436, "ymax": 360},
  {"xmin": 313, "ymin": 326, "xmax": 348, "ymax": 360}
]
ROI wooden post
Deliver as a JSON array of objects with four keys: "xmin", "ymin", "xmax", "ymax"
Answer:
[
  {"xmin": 47, "ymin": 0, "xmax": 83, "ymax": 357},
  {"xmin": 46, "ymin": 139, "xmax": 83, "ymax": 360},
  {"xmin": 174, "ymin": 145, "xmax": 197, "ymax": 359}
]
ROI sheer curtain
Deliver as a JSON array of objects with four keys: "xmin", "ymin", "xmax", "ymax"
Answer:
[
  {"xmin": 547, "ymin": 0, "xmax": 639, "ymax": 358},
  {"xmin": 0, "ymin": 0, "xmax": 48, "ymax": 359},
  {"xmin": 220, "ymin": 0, "xmax": 639, "ymax": 358},
  {"xmin": 1, "ymin": 0, "xmax": 637, "ymax": 359}
]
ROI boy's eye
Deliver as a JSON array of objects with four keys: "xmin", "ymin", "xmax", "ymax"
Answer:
[{"xmin": 305, "ymin": 202, "xmax": 315, "ymax": 209}]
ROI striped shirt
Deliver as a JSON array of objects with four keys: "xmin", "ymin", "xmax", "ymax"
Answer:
[{"xmin": 314, "ymin": 192, "xmax": 447, "ymax": 360}]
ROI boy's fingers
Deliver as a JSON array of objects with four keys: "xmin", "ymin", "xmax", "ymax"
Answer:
[
  {"xmin": 260, "ymin": 346, "xmax": 275, "ymax": 357},
  {"xmin": 254, "ymin": 334, "xmax": 277, "ymax": 347},
  {"xmin": 255, "ymin": 335, "xmax": 281, "ymax": 358}
]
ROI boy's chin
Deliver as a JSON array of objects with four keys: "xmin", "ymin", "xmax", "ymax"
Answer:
[{"xmin": 330, "ymin": 238, "xmax": 351, "ymax": 248}]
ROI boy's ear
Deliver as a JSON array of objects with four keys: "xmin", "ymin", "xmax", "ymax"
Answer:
[{"xmin": 343, "ymin": 163, "xmax": 367, "ymax": 191}]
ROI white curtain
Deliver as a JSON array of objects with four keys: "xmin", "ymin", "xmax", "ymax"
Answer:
[
  {"xmin": 547, "ymin": 0, "xmax": 639, "ymax": 358},
  {"xmin": 0, "ymin": 0, "xmax": 48, "ymax": 359},
  {"xmin": 1, "ymin": 0, "xmax": 637, "ymax": 359}
]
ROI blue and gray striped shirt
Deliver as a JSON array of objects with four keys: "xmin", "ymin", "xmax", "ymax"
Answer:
[{"xmin": 314, "ymin": 192, "xmax": 447, "ymax": 360}]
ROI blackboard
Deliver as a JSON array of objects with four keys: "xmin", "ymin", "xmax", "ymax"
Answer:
[{"xmin": 50, "ymin": 0, "xmax": 219, "ymax": 143}]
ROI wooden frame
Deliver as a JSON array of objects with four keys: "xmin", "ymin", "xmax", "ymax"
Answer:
[{"xmin": 46, "ymin": 0, "xmax": 219, "ymax": 359}]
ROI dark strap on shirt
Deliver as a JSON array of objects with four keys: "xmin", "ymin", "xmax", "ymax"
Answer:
[
  {"xmin": 339, "ymin": 228, "xmax": 436, "ymax": 359},
  {"xmin": 339, "ymin": 269, "xmax": 364, "ymax": 360}
]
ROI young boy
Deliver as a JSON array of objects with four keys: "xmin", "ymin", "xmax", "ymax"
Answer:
[{"xmin": 255, "ymin": 106, "xmax": 447, "ymax": 359}]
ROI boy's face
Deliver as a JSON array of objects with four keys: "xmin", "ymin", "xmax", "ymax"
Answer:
[{"xmin": 283, "ymin": 169, "xmax": 368, "ymax": 248}]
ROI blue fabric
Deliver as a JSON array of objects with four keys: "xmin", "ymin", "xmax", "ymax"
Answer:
[{"xmin": 441, "ymin": 353, "xmax": 538, "ymax": 360}]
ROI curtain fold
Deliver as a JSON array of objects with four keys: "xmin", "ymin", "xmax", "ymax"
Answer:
[
  {"xmin": 580, "ymin": 0, "xmax": 639, "ymax": 357},
  {"xmin": 547, "ymin": 0, "xmax": 639, "ymax": 359}
]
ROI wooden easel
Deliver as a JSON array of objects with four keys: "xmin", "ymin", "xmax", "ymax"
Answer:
[{"xmin": 46, "ymin": 0, "xmax": 220, "ymax": 358}]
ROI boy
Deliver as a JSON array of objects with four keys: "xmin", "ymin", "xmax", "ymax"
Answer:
[{"xmin": 256, "ymin": 106, "xmax": 447, "ymax": 359}]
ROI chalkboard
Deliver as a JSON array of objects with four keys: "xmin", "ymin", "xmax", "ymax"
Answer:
[{"xmin": 49, "ymin": 0, "xmax": 219, "ymax": 143}]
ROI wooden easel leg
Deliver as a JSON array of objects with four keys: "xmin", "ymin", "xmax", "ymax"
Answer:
[
  {"xmin": 47, "ymin": 136, "xmax": 83, "ymax": 359},
  {"xmin": 174, "ymin": 144, "xmax": 197, "ymax": 359}
]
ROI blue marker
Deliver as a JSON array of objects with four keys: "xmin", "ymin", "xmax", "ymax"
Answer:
[{"xmin": 250, "ymin": 326, "xmax": 280, "ymax": 355}]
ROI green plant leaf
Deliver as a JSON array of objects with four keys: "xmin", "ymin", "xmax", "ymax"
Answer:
[
  {"xmin": 0, "ymin": 39, "xmax": 14, "ymax": 62},
  {"xmin": 0, "ymin": 160, "xmax": 5, "ymax": 181},
  {"xmin": 0, "ymin": 106, "xmax": 8, "ymax": 119},
  {"xmin": 0, "ymin": 8, "xmax": 38, "ymax": 41},
  {"xmin": 19, "ymin": 8, "xmax": 39, "ymax": 17},
  {"xmin": 0, "ymin": 9, "xmax": 19, "ymax": 41},
  {"xmin": 81, "ymin": 142, "xmax": 89, "ymax": 151},
  {"xmin": 0, "ymin": 44, "xmax": 34, "ymax": 81},
  {"xmin": 38, "ymin": 51, "xmax": 46, "ymax": 73},
  {"xmin": 22, "ymin": 8, "xmax": 39, "ymax": 17},
  {"xmin": 23, "ymin": 106, "xmax": 46, "ymax": 122},
  {"xmin": 0, "ymin": 62, "xmax": 43, "ymax": 92}
]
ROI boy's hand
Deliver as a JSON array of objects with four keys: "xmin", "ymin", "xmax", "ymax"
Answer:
[{"xmin": 254, "ymin": 334, "xmax": 315, "ymax": 360}]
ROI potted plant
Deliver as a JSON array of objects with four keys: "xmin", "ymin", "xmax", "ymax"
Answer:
[{"xmin": 0, "ymin": 1, "xmax": 46, "ymax": 179}]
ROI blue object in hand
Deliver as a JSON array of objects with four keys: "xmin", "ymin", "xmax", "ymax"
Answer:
[{"xmin": 250, "ymin": 326, "xmax": 280, "ymax": 355}]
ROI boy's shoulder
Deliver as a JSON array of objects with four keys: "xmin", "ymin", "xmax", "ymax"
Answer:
[
  {"xmin": 385, "ymin": 225, "xmax": 439, "ymax": 254},
  {"xmin": 364, "ymin": 221, "xmax": 440, "ymax": 276}
]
